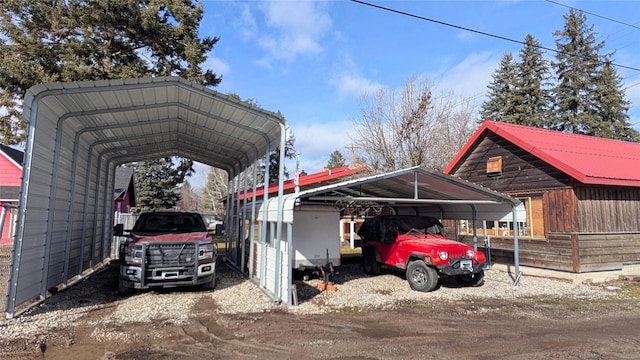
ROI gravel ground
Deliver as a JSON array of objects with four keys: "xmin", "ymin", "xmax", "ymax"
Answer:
[{"xmin": 0, "ymin": 258, "xmax": 620, "ymax": 345}]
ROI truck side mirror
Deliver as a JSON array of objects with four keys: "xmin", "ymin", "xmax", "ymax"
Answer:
[{"xmin": 113, "ymin": 224, "xmax": 124, "ymax": 236}]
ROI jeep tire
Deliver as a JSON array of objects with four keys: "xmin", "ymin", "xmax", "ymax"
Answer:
[
  {"xmin": 363, "ymin": 248, "xmax": 381, "ymax": 276},
  {"xmin": 406, "ymin": 260, "xmax": 438, "ymax": 292}
]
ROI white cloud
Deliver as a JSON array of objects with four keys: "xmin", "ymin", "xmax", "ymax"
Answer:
[
  {"xmin": 256, "ymin": 1, "xmax": 332, "ymax": 62},
  {"xmin": 330, "ymin": 72, "xmax": 384, "ymax": 98},
  {"xmin": 205, "ymin": 56, "xmax": 231, "ymax": 78},
  {"xmin": 289, "ymin": 119, "xmax": 355, "ymax": 173}
]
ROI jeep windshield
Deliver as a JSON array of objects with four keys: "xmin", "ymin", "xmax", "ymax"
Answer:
[{"xmin": 132, "ymin": 213, "xmax": 207, "ymax": 233}]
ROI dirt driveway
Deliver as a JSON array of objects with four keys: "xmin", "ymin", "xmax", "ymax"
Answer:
[{"xmin": 2, "ymin": 258, "xmax": 640, "ymax": 360}]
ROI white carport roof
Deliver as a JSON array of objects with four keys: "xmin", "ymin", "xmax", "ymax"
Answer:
[
  {"xmin": 23, "ymin": 76, "xmax": 287, "ymax": 175},
  {"xmin": 6, "ymin": 77, "xmax": 288, "ymax": 318},
  {"xmin": 266, "ymin": 166, "xmax": 520, "ymax": 220}
]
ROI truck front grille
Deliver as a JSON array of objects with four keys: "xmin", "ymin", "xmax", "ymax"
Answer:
[{"xmin": 144, "ymin": 242, "xmax": 197, "ymax": 267}]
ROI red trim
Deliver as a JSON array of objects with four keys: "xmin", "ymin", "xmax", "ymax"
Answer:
[{"xmin": 232, "ymin": 165, "xmax": 368, "ymax": 201}]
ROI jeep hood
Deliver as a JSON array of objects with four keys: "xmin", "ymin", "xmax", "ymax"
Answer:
[{"xmin": 399, "ymin": 236, "xmax": 473, "ymax": 251}]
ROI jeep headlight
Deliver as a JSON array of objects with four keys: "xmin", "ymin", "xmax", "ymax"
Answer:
[
  {"xmin": 466, "ymin": 249, "xmax": 475, "ymax": 259},
  {"xmin": 199, "ymin": 243, "xmax": 214, "ymax": 260},
  {"xmin": 124, "ymin": 244, "xmax": 143, "ymax": 265},
  {"xmin": 438, "ymin": 251, "xmax": 448, "ymax": 261}
]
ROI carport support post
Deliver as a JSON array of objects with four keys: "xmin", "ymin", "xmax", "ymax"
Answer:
[
  {"xmin": 471, "ymin": 205, "xmax": 478, "ymax": 251},
  {"xmin": 512, "ymin": 204, "xmax": 521, "ymax": 285}
]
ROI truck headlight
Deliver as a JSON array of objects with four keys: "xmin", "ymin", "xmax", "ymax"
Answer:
[
  {"xmin": 438, "ymin": 251, "xmax": 448, "ymax": 261},
  {"xmin": 124, "ymin": 244, "xmax": 143, "ymax": 265},
  {"xmin": 466, "ymin": 249, "xmax": 475, "ymax": 259},
  {"xmin": 199, "ymin": 243, "xmax": 215, "ymax": 260}
]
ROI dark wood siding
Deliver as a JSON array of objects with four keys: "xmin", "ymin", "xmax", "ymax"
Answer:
[
  {"xmin": 545, "ymin": 188, "xmax": 578, "ymax": 233},
  {"xmin": 454, "ymin": 233, "xmax": 575, "ymax": 272},
  {"xmin": 576, "ymin": 186, "xmax": 640, "ymax": 233},
  {"xmin": 577, "ymin": 233, "xmax": 640, "ymax": 271},
  {"xmin": 451, "ymin": 133, "xmax": 571, "ymax": 193}
]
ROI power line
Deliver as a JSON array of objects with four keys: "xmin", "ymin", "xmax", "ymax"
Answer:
[
  {"xmin": 545, "ymin": 0, "xmax": 640, "ymax": 31},
  {"xmin": 350, "ymin": 0, "xmax": 640, "ymax": 73}
]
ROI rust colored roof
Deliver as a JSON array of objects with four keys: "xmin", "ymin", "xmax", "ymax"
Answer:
[
  {"xmin": 232, "ymin": 165, "xmax": 369, "ymax": 201},
  {"xmin": 444, "ymin": 121, "xmax": 640, "ymax": 187}
]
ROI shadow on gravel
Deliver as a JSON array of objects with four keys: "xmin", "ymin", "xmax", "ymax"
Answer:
[
  {"xmin": 291, "ymin": 253, "xmax": 485, "ymax": 304},
  {"xmin": 22, "ymin": 258, "xmax": 246, "ymax": 318}
]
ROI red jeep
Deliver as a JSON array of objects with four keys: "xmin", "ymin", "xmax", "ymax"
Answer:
[
  {"xmin": 114, "ymin": 211, "xmax": 217, "ymax": 295},
  {"xmin": 358, "ymin": 215, "xmax": 485, "ymax": 292}
]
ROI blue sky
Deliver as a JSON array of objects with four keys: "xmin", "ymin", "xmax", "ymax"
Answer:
[{"xmin": 190, "ymin": 0, "xmax": 640, "ymax": 190}]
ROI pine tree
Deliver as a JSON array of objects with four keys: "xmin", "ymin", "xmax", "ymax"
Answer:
[
  {"xmin": 134, "ymin": 157, "xmax": 194, "ymax": 211},
  {"xmin": 591, "ymin": 59, "xmax": 639, "ymax": 141},
  {"xmin": 0, "ymin": 0, "xmax": 221, "ymax": 145},
  {"xmin": 479, "ymin": 53, "xmax": 518, "ymax": 123},
  {"xmin": 326, "ymin": 150, "xmax": 346, "ymax": 169},
  {"xmin": 512, "ymin": 34, "xmax": 552, "ymax": 127},
  {"xmin": 551, "ymin": 9, "xmax": 605, "ymax": 134}
]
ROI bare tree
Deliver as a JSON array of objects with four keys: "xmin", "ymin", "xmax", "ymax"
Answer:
[
  {"xmin": 200, "ymin": 167, "xmax": 228, "ymax": 216},
  {"xmin": 351, "ymin": 75, "xmax": 477, "ymax": 173}
]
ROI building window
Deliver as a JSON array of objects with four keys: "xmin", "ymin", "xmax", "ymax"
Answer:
[
  {"xmin": 486, "ymin": 156, "xmax": 502, "ymax": 176},
  {"xmin": 459, "ymin": 196, "xmax": 544, "ymax": 239}
]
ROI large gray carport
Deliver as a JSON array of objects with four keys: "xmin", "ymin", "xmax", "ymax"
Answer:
[
  {"xmin": 254, "ymin": 166, "xmax": 523, "ymax": 305},
  {"xmin": 5, "ymin": 77, "xmax": 289, "ymax": 318}
]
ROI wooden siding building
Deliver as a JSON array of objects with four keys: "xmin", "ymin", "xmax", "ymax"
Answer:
[{"xmin": 444, "ymin": 121, "xmax": 640, "ymax": 273}]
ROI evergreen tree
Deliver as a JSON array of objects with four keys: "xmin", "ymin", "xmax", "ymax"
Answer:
[
  {"xmin": 326, "ymin": 150, "xmax": 346, "ymax": 169},
  {"xmin": 0, "ymin": 0, "xmax": 221, "ymax": 145},
  {"xmin": 512, "ymin": 34, "xmax": 552, "ymax": 127},
  {"xmin": 479, "ymin": 53, "xmax": 518, "ymax": 123},
  {"xmin": 257, "ymin": 133, "xmax": 296, "ymax": 184},
  {"xmin": 134, "ymin": 157, "xmax": 194, "ymax": 211},
  {"xmin": 551, "ymin": 9, "xmax": 605, "ymax": 134},
  {"xmin": 591, "ymin": 59, "xmax": 639, "ymax": 141}
]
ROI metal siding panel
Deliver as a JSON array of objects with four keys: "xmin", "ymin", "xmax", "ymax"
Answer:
[{"xmin": 265, "ymin": 246, "xmax": 276, "ymax": 294}]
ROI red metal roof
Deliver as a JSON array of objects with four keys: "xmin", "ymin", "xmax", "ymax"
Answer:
[
  {"xmin": 444, "ymin": 120, "xmax": 640, "ymax": 187},
  {"xmin": 232, "ymin": 165, "xmax": 369, "ymax": 201}
]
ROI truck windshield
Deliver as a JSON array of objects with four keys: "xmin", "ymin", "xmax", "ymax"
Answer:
[{"xmin": 133, "ymin": 214, "xmax": 207, "ymax": 233}]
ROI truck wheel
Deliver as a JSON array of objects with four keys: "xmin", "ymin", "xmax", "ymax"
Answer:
[
  {"xmin": 203, "ymin": 271, "xmax": 216, "ymax": 290},
  {"xmin": 117, "ymin": 277, "xmax": 133, "ymax": 296},
  {"xmin": 406, "ymin": 260, "xmax": 438, "ymax": 292},
  {"xmin": 456, "ymin": 270, "xmax": 485, "ymax": 287},
  {"xmin": 363, "ymin": 248, "xmax": 381, "ymax": 276}
]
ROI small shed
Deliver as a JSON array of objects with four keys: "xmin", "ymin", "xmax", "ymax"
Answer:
[{"xmin": 445, "ymin": 120, "xmax": 640, "ymax": 273}]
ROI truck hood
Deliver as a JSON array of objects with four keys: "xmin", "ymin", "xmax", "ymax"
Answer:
[{"xmin": 129, "ymin": 232, "xmax": 210, "ymax": 243}]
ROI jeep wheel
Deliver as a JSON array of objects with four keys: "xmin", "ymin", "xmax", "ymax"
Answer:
[
  {"xmin": 456, "ymin": 270, "xmax": 484, "ymax": 287},
  {"xmin": 406, "ymin": 260, "xmax": 438, "ymax": 292},
  {"xmin": 117, "ymin": 277, "xmax": 133, "ymax": 296},
  {"xmin": 363, "ymin": 248, "xmax": 381, "ymax": 276},
  {"xmin": 203, "ymin": 271, "xmax": 216, "ymax": 290}
]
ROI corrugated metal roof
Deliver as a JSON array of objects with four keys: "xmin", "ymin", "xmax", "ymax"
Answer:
[
  {"xmin": 262, "ymin": 166, "xmax": 520, "ymax": 221},
  {"xmin": 445, "ymin": 121, "xmax": 640, "ymax": 187},
  {"xmin": 23, "ymin": 77, "xmax": 287, "ymax": 175}
]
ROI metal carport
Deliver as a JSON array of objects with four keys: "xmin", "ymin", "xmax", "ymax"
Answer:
[
  {"xmin": 5, "ymin": 77, "xmax": 289, "ymax": 318},
  {"xmin": 253, "ymin": 166, "xmax": 523, "ymax": 305}
]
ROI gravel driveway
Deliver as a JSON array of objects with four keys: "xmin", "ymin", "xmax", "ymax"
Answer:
[{"xmin": 1, "ymin": 256, "xmax": 639, "ymax": 359}]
